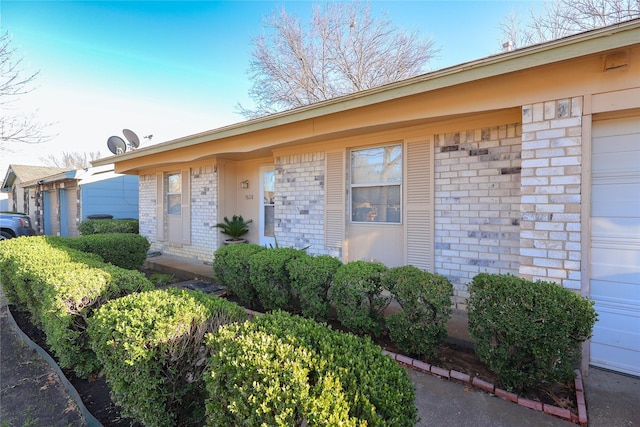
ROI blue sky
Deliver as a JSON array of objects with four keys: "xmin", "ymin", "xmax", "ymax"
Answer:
[{"xmin": 0, "ymin": 1, "xmax": 537, "ymax": 173}]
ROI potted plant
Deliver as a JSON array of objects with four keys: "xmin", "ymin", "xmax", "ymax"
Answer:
[{"xmin": 215, "ymin": 215, "xmax": 252, "ymax": 244}]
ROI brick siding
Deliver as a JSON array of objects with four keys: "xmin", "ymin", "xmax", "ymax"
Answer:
[
  {"xmin": 274, "ymin": 152, "xmax": 333, "ymax": 256},
  {"xmin": 519, "ymin": 98, "xmax": 583, "ymax": 289},
  {"xmin": 139, "ymin": 168, "xmax": 218, "ymax": 263},
  {"xmin": 138, "ymin": 174, "xmax": 157, "ymax": 244},
  {"xmin": 434, "ymin": 123, "xmax": 522, "ymax": 308}
]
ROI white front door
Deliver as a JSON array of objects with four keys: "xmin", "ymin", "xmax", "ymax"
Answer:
[
  {"xmin": 590, "ymin": 115, "xmax": 640, "ymax": 377},
  {"xmin": 259, "ymin": 166, "xmax": 276, "ymax": 247}
]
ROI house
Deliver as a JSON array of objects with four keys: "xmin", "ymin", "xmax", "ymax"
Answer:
[
  {"xmin": 1, "ymin": 165, "xmax": 71, "ymax": 223},
  {"xmin": 93, "ymin": 20, "xmax": 640, "ymax": 376},
  {"xmin": 19, "ymin": 164, "xmax": 139, "ymax": 237},
  {"xmin": 0, "ymin": 184, "xmax": 8, "ymax": 211}
]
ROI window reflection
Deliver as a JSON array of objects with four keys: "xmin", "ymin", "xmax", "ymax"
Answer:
[
  {"xmin": 166, "ymin": 173, "xmax": 181, "ymax": 215},
  {"xmin": 350, "ymin": 145, "xmax": 402, "ymax": 223}
]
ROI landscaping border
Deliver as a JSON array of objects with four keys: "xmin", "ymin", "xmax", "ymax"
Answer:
[
  {"xmin": 381, "ymin": 348, "xmax": 588, "ymax": 426},
  {"xmin": 4, "ymin": 301, "xmax": 101, "ymax": 427},
  {"xmin": 4, "ymin": 292, "xmax": 588, "ymax": 427}
]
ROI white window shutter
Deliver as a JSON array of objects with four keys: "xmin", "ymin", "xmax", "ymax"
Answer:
[
  {"xmin": 156, "ymin": 173, "xmax": 165, "ymax": 241},
  {"xmin": 181, "ymin": 168, "xmax": 191, "ymax": 245},
  {"xmin": 405, "ymin": 139, "xmax": 433, "ymax": 271},
  {"xmin": 325, "ymin": 150, "xmax": 345, "ymax": 249}
]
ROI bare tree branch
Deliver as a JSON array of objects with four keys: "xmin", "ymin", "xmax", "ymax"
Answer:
[
  {"xmin": 238, "ymin": 1, "xmax": 438, "ymax": 119},
  {"xmin": 41, "ymin": 151, "xmax": 102, "ymax": 169},
  {"xmin": 0, "ymin": 31, "xmax": 56, "ymax": 148},
  {"xmin": 500, "ymin": 0, "xmax": 640, "ymax": 49}
]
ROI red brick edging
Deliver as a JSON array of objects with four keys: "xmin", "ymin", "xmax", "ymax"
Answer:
[{"xmin": 381, "ymin": 349, "xmax": 588, "ymax": 426}]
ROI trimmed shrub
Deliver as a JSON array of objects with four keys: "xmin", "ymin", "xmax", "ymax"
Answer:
[
  {"xmin": 383, "ymin": 266, "xmax": 453, "ymax": 359},
  {"xmin": 48, "ymin": 233, "xmax": 150, "ymax": 270},
  {"xmin": 78, "ymin": 218, "xmax": 139, "ymax": 235},
  {"xmin": 212, "ymin": 243, "xmax": 265, "ymax": 308},
  {"xmin": 204, "ymin": 311, "xmax": 417, "ymax": 427},
  {"xmin": 468, "ymin": 273, "xmax": 597, "ymax": 390},
  {"xmin": 0, "ymin": 236, "xmax": 153, "ymax": 377},
  {"xmin": 248, "ymin": 247, "xmax": 306, "ymax": 312},
  {"xmin": 288, "ymin": 254, "xmax": 342, "ymax": 321},
  {"xmin": 88, "ymin": 288, "xmax": 247, "ymax": 427},
  {"xmin": 330, "ymin": 260, "xmax": 390, "ymax": 336}
]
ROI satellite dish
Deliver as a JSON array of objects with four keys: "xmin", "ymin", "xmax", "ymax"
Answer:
[
  {"xmin": 107, "ymin": 136, "xmax": 127, "ymax": 155},
  {"xmin": 122, "ymin": 128, "xmax": 140, "ymax": 149}
]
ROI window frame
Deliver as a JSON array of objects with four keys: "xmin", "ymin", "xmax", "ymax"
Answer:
[
  {"xmin": 165, "ymin": 172, "xmax": 182, "ymax": 216},
  {"xmin": 349, "ymin": 143, "xmax": 403, "ymax": 224}
]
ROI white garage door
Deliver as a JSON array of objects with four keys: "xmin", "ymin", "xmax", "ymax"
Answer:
[{"xmin": 590, "ymin": 115, "xmax": 640, "ymax": 377}]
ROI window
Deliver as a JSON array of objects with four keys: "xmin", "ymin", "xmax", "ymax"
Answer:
[
  {"xmin": 350, "ymin": 144, "xmax": 402, "ymax": 223},
  {"xmin": 166, "ymin": 173, "xmax": 181, "ymax": 215},
  {"xmin": 263, "ymin": 169, "xmax": 275, "ymax": 238}
]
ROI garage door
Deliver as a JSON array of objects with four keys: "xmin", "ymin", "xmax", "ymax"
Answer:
[{"xmin": 590, "ymin": 115, "xmax": 640, "ymax": 377}]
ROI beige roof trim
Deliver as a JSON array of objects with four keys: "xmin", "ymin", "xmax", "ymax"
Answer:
[{"xmin": 93, "ymin": 19, "xmax": 640, "ymax": 167}]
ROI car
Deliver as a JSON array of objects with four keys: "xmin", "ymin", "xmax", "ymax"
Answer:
[{"xmin": 0, "ymin": 212, "xmax": 37, "ymax": 241}]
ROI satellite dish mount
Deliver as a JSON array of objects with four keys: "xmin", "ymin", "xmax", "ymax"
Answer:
[
  {"xmin": 123, "ymin": 128, "xmax": 140, "ymax": 150},
  {"xmin": 107, "ymin": 136, "xmax": 127, "ymax": 155}
]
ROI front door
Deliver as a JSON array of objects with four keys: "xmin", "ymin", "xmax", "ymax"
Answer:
[{"xmin": 259, "ymin": 166, "xmax": 276, "ymax": 247}]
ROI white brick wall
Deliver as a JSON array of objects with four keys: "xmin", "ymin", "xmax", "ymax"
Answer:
[
  {"xmin": 434, "ymin": 123, "xmax": 522, "ymax": 308},
  {"xmin": 520, "ymin": 97, "xmax": 583, "ymax": 289},
  {"xmin": 275, "ymin": 152, "xmax": 330, "ymax": 255},
  {"xmin": 138, "ymin": 174, "xmax": 157, "ymax": 243},
  {"xmin": 139, "ymin": 167, "xmax": 218, "ymax": 263}
]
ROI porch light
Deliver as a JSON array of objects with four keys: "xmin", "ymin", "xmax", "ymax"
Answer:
[{"xmin": 240, "ymin": 180, "xmax": 249, "ymax": 189}]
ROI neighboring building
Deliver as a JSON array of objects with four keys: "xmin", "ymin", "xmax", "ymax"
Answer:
[
  {"xmin": 20, "ymin": 164, "xmax": 139, "ymax": 237},
  {"xmin": 0, "ymin": 183, "xmax": 8, "ymax": 211},
  {"xmin": 1, "ymin": 165, "xmax": 70, "ymax": 223},
  {"xmin": 94, "ymin": 21, "xmax": 640, "ymax": 376}
]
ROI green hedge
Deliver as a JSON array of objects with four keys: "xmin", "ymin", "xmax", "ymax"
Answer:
[
  {"xmin": 212, "ymin": 243, "xmax": 266, "ymax": 308},
  {"xmin": 78, "ymin": 218, "xmax": 139, "ymax": 235},
  {"xmin": 88, "ymin": 288, "xmax": 247, "ymax": 427},
  {"xmin": 47, "ymin": 233, "xmax": 150, "ymax": 270},
  {"xmin": 249, "ymin": 247, "xmax": 306, "ymax": 312},
  {"xmin": 382, "ymin": 266, "xmax": 453, "ymax": 359},
  {"xmin": 204, "ymin": 311, "xmax": 417, "ymax": 426},
  {"xmin": 468, "ymin": 273, "xmax": 597, "ymax": 390},
  {"xmin": 0, "ymin": 236, "xmax": 153, "ymax": 377},
  {"xmin": 330, "ymin": 261, "xmax": 390, "ymax": 336},
  {"xmin": 287, "ymin": 254, "xmax": 342, "ymax": 322}
]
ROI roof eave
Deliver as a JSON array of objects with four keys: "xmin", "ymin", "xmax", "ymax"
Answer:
[{"xmin": 92, "ymin": 19, "xmax": 640, "ymax": 167}]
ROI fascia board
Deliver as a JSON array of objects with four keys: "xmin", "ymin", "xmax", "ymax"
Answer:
[{"xmin": 92, "ymin": 20, "xmax": 640, "ymax": 168}]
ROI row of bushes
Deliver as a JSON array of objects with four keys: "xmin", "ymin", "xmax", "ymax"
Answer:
[
  {"xmin": 212, "ymin": 244, "xmax": 454, "ymax": 359},
  {"xmin": 78, "ymin": 218, "xmax": 139, "ymax": 235},
  {"xmin": 47, "ymin": 233, "xmax": 150, "ymax": 270},
  {"xmin": 213, "ymin": 244, "xmax": 597, "ymax": 391},
  {"xmin": 0, "ymin": 236, "xmax": 153, "ymax": 376},
  {"xmin": 1, "ymin": 235, "xmax": 418, "ymax": 426},
  {"xmin": 87, "ymin": 290, "xmax": 417, "ymax": 427}
]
